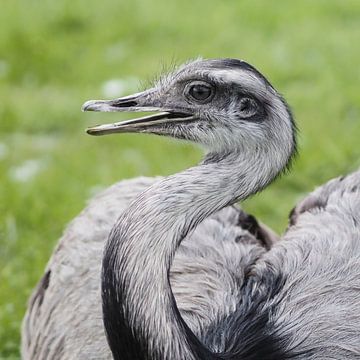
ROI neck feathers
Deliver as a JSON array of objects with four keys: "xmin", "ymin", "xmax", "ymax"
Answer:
[{"xmin": 102, "ymin": 147, "xmax": 290, "ymax": 359}]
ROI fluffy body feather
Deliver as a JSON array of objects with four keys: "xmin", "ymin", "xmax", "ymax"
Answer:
[
  {"xmin": 248, "ymin": 171, "xmax": 360, "ymax": 359},
  {"xmin": 22, "ymin": 171, "xmax": 360, "ymax": 359},
  {"xmin": 22, "ymin": 177, "xmax": 273, "ymax": 359}
]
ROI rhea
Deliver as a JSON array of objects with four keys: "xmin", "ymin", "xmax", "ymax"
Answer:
[
  {"xmin": 83, "ymin": 58, "xmax": 296, "ymax": 360},
  {"xmin": 22, "ymin": 59, "xmax": 360, "ymax": 359}
]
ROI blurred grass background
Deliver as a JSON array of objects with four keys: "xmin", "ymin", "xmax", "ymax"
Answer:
[{"xmin": 1, "ymin": 0, "xmax": 360, "ymax": 357}]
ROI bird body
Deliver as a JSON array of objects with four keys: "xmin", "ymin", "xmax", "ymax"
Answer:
[
  {"xmin": 22, "ymin": 59, "xmax": 360, "ymax": 359},
  {"xmin": 22, "ymin": 177, "xmax": 272, "ymax": 359}
]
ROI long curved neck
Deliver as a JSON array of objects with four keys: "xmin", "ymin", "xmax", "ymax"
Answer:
[{"xmin": 102, "ymin": 149, "xmax": 285, "ymax": 360}]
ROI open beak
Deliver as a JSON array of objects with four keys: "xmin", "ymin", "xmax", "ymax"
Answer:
[{"xmin": 82, "ymin": 90, "xmax": 195, "ymax": 136}]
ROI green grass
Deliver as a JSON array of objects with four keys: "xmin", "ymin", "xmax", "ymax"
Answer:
[{"xmin": 1, "ymin": 0, "xmax": 360, "ymax": 357}]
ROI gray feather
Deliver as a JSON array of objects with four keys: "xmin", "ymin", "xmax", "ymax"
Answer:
[{"xmin": 22, "ymin": 177, "xmax": 272, "ymax": 359}]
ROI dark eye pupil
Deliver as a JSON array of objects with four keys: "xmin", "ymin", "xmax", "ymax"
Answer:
[{"xmin": 189, "ymin": 85, "xmax": 211, "ymax": 101}]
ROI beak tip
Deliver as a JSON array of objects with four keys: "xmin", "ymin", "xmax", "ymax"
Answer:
[
  {"xmin": 82, "ymin": 100, "xmax": 96, "ymax": 112},
  {"xmin": 86, "ymin": 127, "xmax": 101, "ymax": 136}
]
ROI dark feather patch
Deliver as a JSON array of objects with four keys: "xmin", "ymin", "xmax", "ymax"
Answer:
[
  {"xmin": 29, "ymin": 270, "xmax": 51, "ymax": 309},
  {"xmin": 237, "ymin": 212, "xmax": 273, "ymax": 249},
  {"xmin": 202, "ymin": 274, "xmax": 295, "ymax": 360},
  {"xmin": 205, "ymin": 59, "xmax": 274, "ymax": 89},
  {"xmin": 288, "ymin": 195, "xmax": 327, "ymax": 226}
]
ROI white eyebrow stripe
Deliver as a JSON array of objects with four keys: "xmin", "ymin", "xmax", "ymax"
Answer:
[{"xmin": 208, "ymin": 69, "xmax": 269, "ymax": 95}]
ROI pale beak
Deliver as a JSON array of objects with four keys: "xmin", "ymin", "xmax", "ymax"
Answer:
[{"xmin": 82, "ymin": 90, "xmax": 194, "ymax": 136}]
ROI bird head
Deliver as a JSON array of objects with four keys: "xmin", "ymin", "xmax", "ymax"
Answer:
[{"xmin": 83, "ymin": 58, "xmax": 296, "ymax": 160}]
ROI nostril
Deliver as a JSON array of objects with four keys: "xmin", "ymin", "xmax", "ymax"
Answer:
[{"xmin": 111, "ymin": 100, "xmax": 138, "ymax": 108}]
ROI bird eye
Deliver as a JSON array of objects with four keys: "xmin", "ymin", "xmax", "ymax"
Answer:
[{"xmin": 185, "ymin": 82, "xmax": 214, "ymax": 103}]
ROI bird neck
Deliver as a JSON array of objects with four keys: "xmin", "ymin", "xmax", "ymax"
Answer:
[{"xmin": 102, "ymin": 148, "xmax": 285, "ymax": 360}]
